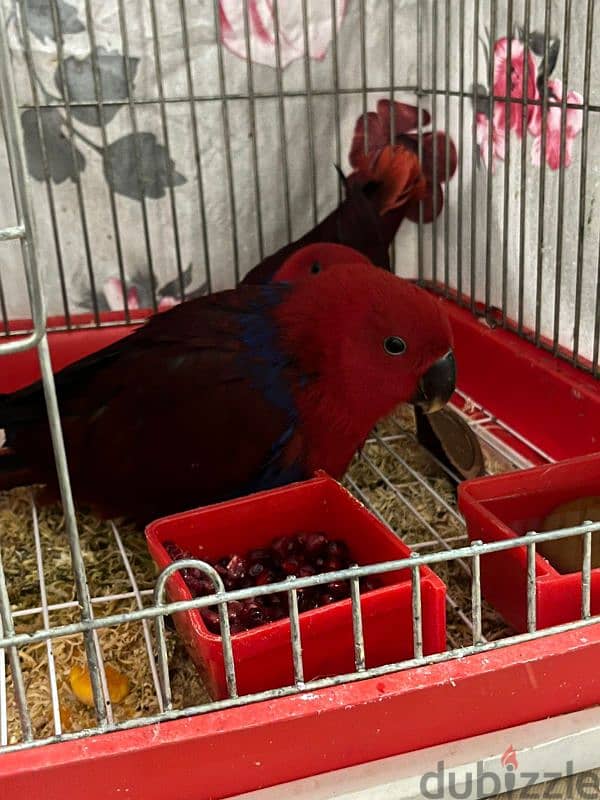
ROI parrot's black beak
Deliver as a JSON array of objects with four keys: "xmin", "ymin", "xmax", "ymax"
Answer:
[{"xmin": 411, "ymin": 350, "xmax": 456, "ymax": 414}]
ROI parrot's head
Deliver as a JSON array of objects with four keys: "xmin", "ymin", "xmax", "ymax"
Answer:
[
  {"xmin": 276, "ymin": 255, "xmax": 455, "ymax": 425},
  {"xmin": 273, "ymin": 243, "xmax": 373, "ymax": 284}
]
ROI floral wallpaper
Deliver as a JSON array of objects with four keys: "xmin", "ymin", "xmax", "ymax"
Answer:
[{"xmin": 0, "ymin": 1, "xmax": 596, "ymax": 361}]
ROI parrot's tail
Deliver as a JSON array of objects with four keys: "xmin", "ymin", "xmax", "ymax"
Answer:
[{"xmin": 348, "ymin": 144, "xmax": 427, "ymax": 216}]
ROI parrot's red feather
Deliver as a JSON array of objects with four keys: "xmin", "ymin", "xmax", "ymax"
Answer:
[{"xmin": 346, "ymin": 145, "xmax": 426, "ymax": 216}]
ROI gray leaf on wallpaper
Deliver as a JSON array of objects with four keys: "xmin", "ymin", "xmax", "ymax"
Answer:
[
  {"xmin": 21, "ymin": 109, "xmax": 85, "ymax": 183},
  {"xmin": 54, "ymin": 48, "xmax": 140, "ymax": 126},
  {"xmin": 23, "ymin": 0, "xmax": 84, "ymax": 44},
  {"xmin": 103, "ymin": 133, "xmax": 186, "ymax": 200},
  {"xmin": 159, "ymin": 262, "xmax": 194, "ymax": 299}
]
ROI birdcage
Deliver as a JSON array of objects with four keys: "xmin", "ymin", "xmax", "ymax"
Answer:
[{"xmin": 1, "ymin": 1, "xmax": 600, "ymax": 798}]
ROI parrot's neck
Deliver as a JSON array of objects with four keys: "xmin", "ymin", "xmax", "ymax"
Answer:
[{"xmin": 293, "ymin": 380, "xmax": 393, "ymax": 480}]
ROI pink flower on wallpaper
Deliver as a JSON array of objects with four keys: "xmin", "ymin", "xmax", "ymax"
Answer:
[
  {"xmin": 475, "ymin": 32, "xmax": 583, "ymax": 172},
  {"xmin": 492, "ymin": 37, "xmax": 538, "ymax": 137},
  {"xmin": 103, "ymin": 277, "xmax": 179, "ymax": 313},
  {"xmin": 530, "ymin": 80, "xmax": 584, "ymax": 170},
  {"xmin": 476, "ymin": 108, "xmax": 505, "ymax": 172},
  {"xmin": 219, "ymin": 0, "xmax": 348, "ymax": 69}
]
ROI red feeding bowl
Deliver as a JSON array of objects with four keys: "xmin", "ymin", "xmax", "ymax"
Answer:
[
  {"xmin": 146, "ymin": 472, "xmax": 447, "ymax": 700},
  {"xmin": 458, "ymin": 452, "xmax": 600, "ymax": 633}
]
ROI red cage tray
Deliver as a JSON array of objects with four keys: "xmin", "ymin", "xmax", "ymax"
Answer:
[
  {"xmin": 458, "ymin": 452, "xmax": 600, "ymax": 633},
  {"xmin": 146, "ymin": 473, "xmax": 447, "ymax": 699}
]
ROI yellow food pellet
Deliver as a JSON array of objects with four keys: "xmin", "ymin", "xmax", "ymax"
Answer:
[
  {"xmin": 59, "ymin": 704, "xmax": 72, "ymax": 730},
  {"xmin": 69, "ymin": 663, "xmax": 130, "ymax": 707}
]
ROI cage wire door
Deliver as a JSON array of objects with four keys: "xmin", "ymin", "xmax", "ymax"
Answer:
[{"xmin": 0, "ymin": 0, "xmax": 598, "ymax": 789}]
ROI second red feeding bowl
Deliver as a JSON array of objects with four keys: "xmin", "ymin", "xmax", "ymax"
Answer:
[
  {"xmin": 146, "ymin": 472, "xmax": 447, "ymax": 700},
  {"xmin": 458, "ymin": 452, "xmax": 600, "ymax": 633}
]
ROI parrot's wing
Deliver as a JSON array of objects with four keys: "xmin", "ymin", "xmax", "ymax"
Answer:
[{"xmin": 1, "ymin": 283, "xmax": 308, "ymax": 521}]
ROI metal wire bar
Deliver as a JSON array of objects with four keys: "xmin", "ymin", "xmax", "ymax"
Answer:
[
  {"xmin": 456, "ymin": 0, "xmax": 465, "ymax": 304},
  {"xmin": 469, "ymin": 0, "xmax": 480, "ymax": 311},
  {"xmin": 349, "ymin": 571, "xmax": 366, "ymax": 672},
  {"xmin": 110, "ymin": 523, "xmax": 163, "ymax": 712},
  {"xmin": 410, "ymin": 555, "xmax": 423, "ymax": 659},
  {"xmin": 0, "ymin": 539, "xmax": 32, "ymax": 740},
  {"xmin": 19, "ymin": 87, "xmax": 600, "ymax": 111},
  {"xmin": 500, "ymin": 0, "xmax": 513, "ymax": 325},
  {"xmin": 330, "ymin": 0, "xmax": 342, "ymax": 206},
  {"xmin": 0, "ymin": 0, "xmax": 107, "ymax": 723},
  {"xmin": 582, "ymin": 527, "xmax": 592, "ymax": 620},
  {"xmin": 0, "ymin": 225, "xmax": 25, "ymax": 241},
  {"xmin": 288, "ymin": 582, "xmax": 304, "ymax": 686},
  {"xmin": 12, "ymin": 590, "xmax": 153, "ymax": 620},
  {"xmin": 148, "ymin": 0, "xmax": 186, "ymax": 298},
  {"xmin": 116, "ymin": 0, "xmax": 157, "ymax": 310},
  {"xmin": 572, "ymin": 0, "xmax": 595, "ymax": 365},
  {"xmin": 242, "ymin": 0, "xmax": 265, "ymax": 264},
  {"xmin": 83, "ymin": 0, "xmax": 129, "ymax": 322},
  {"xmin": 300, "ymin": 0, "xmax": 318, "ymax": 227},
  {"xmin": 30, "ymin": 495, "xmax": 61, "ymax": 737},
  {"xmin": 178, "ymin": 0, "xmax": 214, "ymax": 293},
  {"xmin": 442, "ymin": 0, "xmax": 450, "ymax": 294},
  {"xmin": 534, "ymin": 0, "xmax": 552, "ymax": 343},
  {"xmin": 388, "ymin": 0, "xmax": 396, "ymax": 272},
  {"xmin": 517, "ymin": 0, "xmax": 532, "ymax": 333},
  {"xmin": 430, "ymin": 0, "xmax": 438, "ymax": 284},
  {"xmin": 471, "ymin": 545, "xmax": 483, "ymax": 645},
  {"xmin": 0, "ymin": 619, "xmax": 6, "ymax": 746},
  {"xmin": 358, "ymin": 0, "xmax": 368, "ymax": 153},
  {"xmin": 416, "ymin": 0, "xmax": 424, "ymax": 281},
  {"xmin": 527, "ymin": 531, "xmax": 537, "ymax": 634},
  {"xmin": 47, "ymin": 0, "xmax": 99, "ymax": 324},
  {"xmin": 271, "ymin": 0, "xmax": 292, "ymax": 242},
  {"xmin": 552, "ymin": 0, "xmax": 573, "ymax": 353},
  {"xmin": 484, "ymin": 1, "xmax": 497, "ymax": 311}
]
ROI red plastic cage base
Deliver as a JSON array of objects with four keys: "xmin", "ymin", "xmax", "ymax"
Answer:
[
  {"xmin": 1, "ymin": 297, "xmax": 600, "ymax": 798},
  {"xmin": 2, "ymin": 623, "xmax": 600, "ymax": 800}
]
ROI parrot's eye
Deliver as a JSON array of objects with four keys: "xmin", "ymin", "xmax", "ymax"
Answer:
[
  {"xmin": 383, "ymin": 336, "xmax": 407, "ymax": 356},
  {"xmin": 310, "ymin": 261, "xmax": 321, "ymax": 274}
]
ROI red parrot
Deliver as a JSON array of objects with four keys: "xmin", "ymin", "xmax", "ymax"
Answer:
[
  {"xmin": 242, "ymin": 100, "xmax": 457, "ymax": 286},
  {"xmin": 0, "ymin": 246, "xmax": 454, "ymax": 524},
  {"xmin": 241, "ymin": 144, "xmax": 425, "ymax": 284}
]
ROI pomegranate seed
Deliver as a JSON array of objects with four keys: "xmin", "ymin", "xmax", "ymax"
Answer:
[
  {"xmin": 243, "ymin": 601, "xmax": 265, "ymax": 627},
  {"xmin": 328, "ymin": 540, "xmax": 349, "ymax": 560},
  {"xmin": 328, "ymin": 580, "xmax": 348, "ymax": 598},
  {"xmin": 247, "ymin": 548, "xmax": 272, "ymax": 564},
  {"xmin": 305, "ymin": 533, "xmax": 327, "ymax": 557},
  {"xmin": 281, "ymin": 558, "xmax": 300, "ymax": 575},
  {"xmin": 255, "ymin": 569, "xmax": 275, "ymax": 586},
  {"xmin": 297, "ymin": 565, "xmax": 316, "ymax": 578},
  {"xmin": 271, "ymin": 536, "xmax": 295, "ymax": 558},
  {"xmin": 324, "ymin": 557, "xmax": 342, "ymax": 573},
  {"xmin": 319, "ymin": 593, "xmax": 337, "ymax": 606},
  {"xmin": 248, "ymin": 562, "xmax": 264, "ymax": 578},
  {"xmin": 226, "ymin": 554, "xmax": 247, "ymax": 581},
  {"xmin": 201, "ymin": 609, "xmax": 221, "ymax": 633}
]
